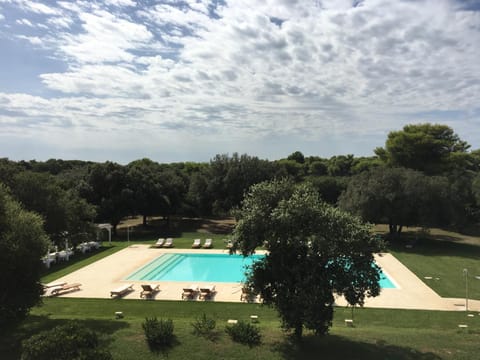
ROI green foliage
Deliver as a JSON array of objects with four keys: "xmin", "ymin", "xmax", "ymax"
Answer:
[
  {"xmin": 233, "ymin": 179, "xmax": 383, "ymax": 339},
  {"xmin": 0, "ymin": 184, "xmax": 49, "ymax": 330},
  {"xmin": 375, "ymin": 123, "xmax": 470, "ymax": 174},
  {"xmin": 287, "ymin": 151, "xmax": 305, "ymax": 164},
  {"xmin": 307, "ymin": 176, "xmax": 347, "ymax": 204},
  {"xmin": 84, "ymin": 162, "xmax": 132, "ymax": 233},
  {"xmin": 339, "ymin": 167, "xmax": 456, "ymax": 236},
  {"xmin": 225, "ymin": 320, "xmax": 261, "ymax": 347},
  {"xmin": 207, "ymin": 153, "xmax": 277, "ymax": 215},
  {"xmin": 142, "ymin": 317, "xmax": 175, "ymax": 350},
  {"xmin": 21, "ymin": 321, "xmax": 112, "ymax": 360},
  {"xmin": 11, "ymin": 171, "xmax": 96, "ymax": 244},
  {"xmin": 191, "ymin": 313, "xmax": 217, "ymax": 340}
]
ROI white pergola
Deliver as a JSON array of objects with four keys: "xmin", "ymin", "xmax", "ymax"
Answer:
[{"xmin": 97, "ymin": 223, "xmax": 113, "ymax": 244}]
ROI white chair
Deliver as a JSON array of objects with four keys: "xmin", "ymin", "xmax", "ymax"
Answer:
[
  {"xmin": 192, "ymin": 238, "xmax": 201, "ymax": 248},
  {"xmin": 202, "ymin": 238, "xmax": 213, "ymax": 248}
]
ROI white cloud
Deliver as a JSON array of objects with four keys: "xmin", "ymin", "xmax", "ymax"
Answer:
[
  {"xmin": 57, "ymin": 9, "xmax": 154, "ymax": 64},
  {"xmin": 1, "ymin": 0, "xmax": 480, "ymax": 161},
  {"xmin": 16, "ymin": 34, "xmax": 43, "ymax": 45},
  {"xmin": 47, "ymin": 16, "xmax": 73, "ymax": 28},
  {"xmin": 16, "ymin": 18, "xmax": 33, "ymax": 26},
  {"xmin": 105, "ymin": 0, "xmax": 136, "ymax": 7},
  {"xmin": 17, "ymin": 0, "xmax": 62, "ymax": 15},
  {"xmin": 0, "ymin": 13, "xmax": 5, "ymax": 21}
]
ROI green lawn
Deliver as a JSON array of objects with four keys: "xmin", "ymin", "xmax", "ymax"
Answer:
[
  {"xmin": 388, "ymin": 236, "xmax": 480, "ymax": 300},
  {"xmin": 27, "ymin": 221, "xmax": 480, "ymax": 359},
  {"xmin": 3, "ymin": 298, "xmax": 480, "ymax": 360}
]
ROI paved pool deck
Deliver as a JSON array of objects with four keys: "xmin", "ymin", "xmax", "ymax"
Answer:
[{"xmin": 45, "ymin": 245, "xmax": 480, "ymax": 312}]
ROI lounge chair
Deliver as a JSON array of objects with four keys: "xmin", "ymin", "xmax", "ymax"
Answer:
[
  {"xmin": 240, "ymin": 286, "xmax": 256, "ymax": 302},
  {"xmin": 140, "ymin": 284, "xmax": 160, "ymax": 299},
  {"xmin": 50, "ymin": 283, "xmax": 82, "ymax": 296},
  {"xmin": 42, "ymin": 281, "xmax": 66, "ymax": 295},
  {"xmin": 199, "ymin": 285, "xmax": 216, "ymax": 300},
  {"xmin": 153, "ymin": 238, "xmax": 165, "ymax": 248},
  {"xmin": 181, "ymin": 284, "xmax": 199, "ymax": 300},
  {"xmin": 163, "ymin": 238, "xmax": 174, "ymax": 248},
  {"xmin": 192, "ymin": 238, "xmax": 201, "ymax": 248},
  {"xmin": 202, "ymin": 238, "xmax": 213, "ymax": 248},
  {"xmin": 110, "ymin": 283, "xmax": 134, "ymax": 298}
]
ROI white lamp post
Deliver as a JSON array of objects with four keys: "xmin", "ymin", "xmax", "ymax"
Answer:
[{"xmin": 463, "ymin": 268, "xmax": 468, "ymax": 312}]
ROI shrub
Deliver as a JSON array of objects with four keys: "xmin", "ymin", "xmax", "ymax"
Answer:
[
  {"xmin": 142, "ymin": 317, "xmax": 174, "ymax": 350},
  {"xmin": 21, "ymin": 321, "xmax": 112, "ymax": 360},
  {"xmin": 225, "ymin": 320, "xmax": 261, "ymax": 347},
  {"xmin": 191, "ymin": 313, "xmax": 217, "ymax": 340}
]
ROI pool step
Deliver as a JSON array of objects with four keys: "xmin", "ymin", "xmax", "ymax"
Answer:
[
  {"xmin": 126, "ymin": 253, "xmax": 179, "ymax": 280},
  {"xmin": 144, "ymin": 254, "xmax": 184, "ymax": 280}
]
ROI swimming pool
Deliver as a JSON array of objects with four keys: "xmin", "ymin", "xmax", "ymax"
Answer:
[
  {"xmin": 126, "ymin": 253, "xmax": 263, "ymax": 283},
  {"xmin": 126, "ymin": 253, "xmax": 396, "ymax": 288}
]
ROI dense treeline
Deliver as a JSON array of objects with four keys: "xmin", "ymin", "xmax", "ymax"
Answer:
[{"xmin": 1, "ymin": 123, "xmax": 480, "ymax": 246}]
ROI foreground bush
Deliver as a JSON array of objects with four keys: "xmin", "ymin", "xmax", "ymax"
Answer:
[
  {"xmin": 21, "ymin": 321, "xmax": 112, "ymax": 360},
  {"xmin": 225, "ymin": 320, "xmax": 261, "ymax": 347},
  {"xmin": 191, "ymin": 313, "xmax": 217, "ymax": 340},
  {"xmin": 142, "ymin": 317, "xmax": 174, "ymax": 350}
]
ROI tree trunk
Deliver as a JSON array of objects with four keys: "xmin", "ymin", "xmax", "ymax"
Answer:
[
  {"xmin": 388, "ymin": 223, "xmax": 403, "ymax": 238},
  {"xmin": 142, "ymin": 215, "xmax": 147, "ymax": 226},
  {"xmin": 294, "ymin": 323, "xmax": 303, "ymax": 341}
]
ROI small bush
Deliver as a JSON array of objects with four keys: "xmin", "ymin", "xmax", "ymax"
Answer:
[
  {"xmin": 142, "ymin": 317, "xmax": 174, "ymax": 350},
  {"xmin": 21, "ymin": 321, "xmax": 112, "ymax": 360},
  {"xmin": 191, "ymin": 313, "xmax": 217, "ymax": 340},
  {"xmin": 225, "ymin": 320, "xmax": 261, "ymax": 347}
]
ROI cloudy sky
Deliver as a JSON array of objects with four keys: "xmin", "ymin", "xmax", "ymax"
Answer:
[{"xmin": 0, "ymin": 0, "xmax": 479, "ymax": 163}]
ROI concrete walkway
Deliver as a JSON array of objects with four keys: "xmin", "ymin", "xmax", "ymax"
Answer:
[{"xmin": 45, "ymin": 245, "xmax": 480, "ymax": 312}]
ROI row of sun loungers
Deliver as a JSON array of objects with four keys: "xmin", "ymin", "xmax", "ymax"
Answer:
[
  {"xmin": 43, "ymin": 281, "xmax": 251, "ymax": 301},
  {"xmin": 191, "ymin": 238, "xmax": 213, "ymax": 248},
  {"xmin": 182, "ymin": 284, "xmax": 216, "ymax": 300},
  {"xmin": 107, "ymin": 283, "xmax": 217, "ymax": 300},
  {"xmin": 152, "ymin": 238, "xmax": 174, "ymax": 248}
]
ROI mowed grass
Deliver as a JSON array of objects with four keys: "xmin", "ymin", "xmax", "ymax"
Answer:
[
  {"xmin": 3, "ymin": 298, "xmax": 480, "ymax": 360},
  {"xmin": 379, "ymin": 226, "xmax": 480, "ymax": 300},
  {"xmin": 30, "ymin": 219, "xmax": 480, "ymax": 359}
]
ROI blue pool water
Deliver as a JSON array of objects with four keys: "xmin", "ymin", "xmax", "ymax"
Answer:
[
  {"xmin": 126, "ymin": 253, "xmax": 396, "ymax": 288},
  {"xmin": 126, "ymin": 253, "xmax": 263, "ymax": 283}
]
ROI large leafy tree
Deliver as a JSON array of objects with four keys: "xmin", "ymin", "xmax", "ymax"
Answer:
[
  {"xmin": 11, "ymin": 172, "xmax": 96, "ymax": 245},
  {"xmin": 0, "ymin": 184, "xmax": 49, "ymax": 330},
  {"xmin": 338, "ymin": 167, "xmax": 452, "ymax": 236},
  {"xmin": 208, "ymin": 153, "xmax": 277, "ymax": 215},
  {"xmin": 85, "ymin": 162, "xmax": 133, "ymax": 234},
  {"xmin": 374, "ymin": 123, "xmax": 470, "ymax": 174},
  {"xmin": 127, "ymin": 159, "xmax": 168, "ymax": 226},
  {"xmin": 233, "ymin": 179, "xmax": 383, "ymax": 340}
]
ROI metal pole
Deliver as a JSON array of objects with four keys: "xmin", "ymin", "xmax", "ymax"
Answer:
[
  {"xmin": 127, "ymin": 226, "xmax": 130, "ymax": 246},
  {"xmin": 463, "ymin": 268, "xmax": 468, "ymax": 312}
]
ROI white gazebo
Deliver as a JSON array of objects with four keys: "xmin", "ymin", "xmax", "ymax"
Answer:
[{"xmin": 97, "ymin": 223, "xmax": 113, "ymax": 244}]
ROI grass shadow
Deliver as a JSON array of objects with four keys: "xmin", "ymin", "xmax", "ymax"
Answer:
[
  {"xmin": 388, "ymin": 235, "xmax": 480, "ymax": 260},
  {"xmin": 0, "ymin": 315, "xmax": 130, "ymax": 360},
  {"xmin": 272, "ymin": 334, "xmax": 441, "ymax": 360}
]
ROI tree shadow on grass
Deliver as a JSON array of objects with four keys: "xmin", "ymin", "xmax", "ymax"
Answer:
[
  {"xmin": 272, "ymin": 334, "xmax": 441, "ymax": 360},
  {"xmin": 146, "ymin": 335, "xmax": 181, "ymax": 357},
  {"xmin": 1, "ymin": 315, "xmax": 130, "ymax": 360},
  {"xmin": 388, "ymin": 236, "xmax": 480, "ymax": 260}
]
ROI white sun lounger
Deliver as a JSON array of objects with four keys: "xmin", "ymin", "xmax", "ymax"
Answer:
[
  {"xmin": 163, "ymin": 238, "xmax": 174, "ymax": 248},
  {"xmin": 192, "ymin": 238, "xmax": 201, "ymax": 248},
  {"xmin": 202, "ymin": 238, "xmax": 213, "ymax": 248}
]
